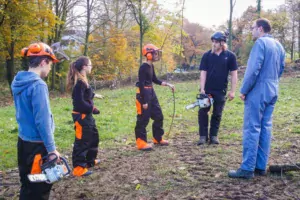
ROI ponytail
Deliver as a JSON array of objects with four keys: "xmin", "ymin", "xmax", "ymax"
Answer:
[{"xmin": 66, "ymin": 56, "xmax": 90, "ymax": 91}]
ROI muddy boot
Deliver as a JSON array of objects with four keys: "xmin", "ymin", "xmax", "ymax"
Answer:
[
  {"xmin": 197, "ymin": 136, "xmax": 207, "ymax": 145},
  {"xmin": 210, "ymin": 136, "xmax": 219, "ymax": 145},
  {"xmin": 228, "ymin": 168, "xmax": 254, "ymax": 179},
  {"xmin": 153, "ymin": 138, "xmax": 169, "ymax": 146},
  {"xmin": 136, "ymin": 138, "xmax": 153, "ymax": 151},
  {"xmin": 254, "ymin": 168, "xmax": 267, "ymax": 176}
]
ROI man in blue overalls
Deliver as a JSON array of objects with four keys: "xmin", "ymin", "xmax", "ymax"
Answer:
[{"xmin": 228, "ymin": 18, "xmax": 285, "ymax": 179}]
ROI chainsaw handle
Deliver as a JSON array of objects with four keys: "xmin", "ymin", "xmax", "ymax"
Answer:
[
  {"xmin": 40, "ymin": 153, "xmax": 58, "ymax": 170},
  {"xmin": 59, "ymin": 156, "xmax": 71, "ymax": 175}
]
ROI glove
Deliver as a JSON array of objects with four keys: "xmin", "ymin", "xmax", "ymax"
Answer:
[{"xmin": 93, "ymin": 107, "xmax": 100, "ymax": 115}]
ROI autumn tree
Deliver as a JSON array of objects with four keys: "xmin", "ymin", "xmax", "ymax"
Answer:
[{"xmin": 0, "ymin": 0, "xmax": 56, "ymax": 91}]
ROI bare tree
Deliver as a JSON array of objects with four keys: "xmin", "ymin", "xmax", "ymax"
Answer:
[
  {"xmin": 228, "ymin": 0, "xmax": 236, "ymax": 50},
  {"xmin": 257, "ymin": 0, "xmax": 261, "ymax": 18},
  {"xmin": 126, "ymin": 0, "xmax": 151, "ymax": 66}
]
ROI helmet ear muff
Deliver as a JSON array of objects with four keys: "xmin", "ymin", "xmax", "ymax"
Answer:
[
  {"xmin": 146, "ymin": 52, "xmax": 152, "ymax": 60},
  {"xmin": 21, "ymin": 48, "xmax": 29, "ymax": 57}
]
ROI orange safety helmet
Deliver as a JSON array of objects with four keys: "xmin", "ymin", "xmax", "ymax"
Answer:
[
  {"xmin": 21, "ymin": 42, "xmax": 59, "ymax": 63},
  {"xmin": 142, "ymin": 44, "xmax": 161, "ymax": 61}
]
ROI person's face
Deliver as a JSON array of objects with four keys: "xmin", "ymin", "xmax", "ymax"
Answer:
[
  {"xmin": 41, "ymin": 59, "xmax": 53, "ymax": 78},
  {"xmin": 84, "ymin": 60, "xmax": 92, "ymax": 74},
  {"xmin": 152, "ymin": 50, "xmax": 161, "ymax": 62},
  {"xmin": 211, "ymin": 39, "xmax": 222, "ymax": 51},
  {"xmin": 251, "ymin": 22, "xmax": 262, "ymax": 40}
]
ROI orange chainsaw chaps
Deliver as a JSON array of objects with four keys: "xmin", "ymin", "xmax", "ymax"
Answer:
[
  {"xmin": 30, "ymin": 154, "xmax": 42, "ymax": 174},
  {"xmin": 75, "ymin": 121, "xmax": 83, "ymax": 139}
]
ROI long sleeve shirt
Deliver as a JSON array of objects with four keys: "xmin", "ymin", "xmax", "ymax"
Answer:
[
  {"xmin": 138, "ymin": 63, "xmax": 162, "ymax": 104},
  {"xmin": 72, "ymin": 80, "xmax": 95, "ymax": 114}
]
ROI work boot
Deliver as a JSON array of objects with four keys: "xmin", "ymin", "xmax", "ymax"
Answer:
[
  {"xmin": 228, "ymin": 168, "xmax": 254, "ymax": 179},
  {"xmin": 136, "ymin": 138, "xmax": 153, "ymax": 151},
  {"xmin": 197, "ymin": 136, "xmax": 207, "ymax": 145},
  {"xmin": 73, "ymin": 166, "xmax": 93, "ymax": 177},
  {"xmin": 87, "ymin": 159, "xmax": 101, "ymax": 168},
  {"xmin": 210, "ymin": 136, "xmax": 219, "ymax": 144},
  {"xmin": 254, "ymin": 168, "xmax": 267, "ymax": 176},
  {"xmin": 153, "ymin": 138, "xmax": 169, "ymax": 146}
]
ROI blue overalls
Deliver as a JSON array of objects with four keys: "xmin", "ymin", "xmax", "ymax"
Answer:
[{"xmin": 240, "ymin": 34, "xmax": 285, "ymax": 171}]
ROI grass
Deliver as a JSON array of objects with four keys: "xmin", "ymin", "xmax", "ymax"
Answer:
[{"xmin": 0, "ymin": 77, "xmax": 300, "ymax": 170}]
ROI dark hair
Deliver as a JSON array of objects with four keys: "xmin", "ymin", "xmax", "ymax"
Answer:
[
  {"xmin": 66, "ymin": 56, "xmax": 90, "ymax": 90},
  {"xmin": 28, "ymin": 56, "xmax": 52, "ymax": 68},
  {"xmin": 256, "ymin": 18, "xmax": 271, "ymax": 33}
]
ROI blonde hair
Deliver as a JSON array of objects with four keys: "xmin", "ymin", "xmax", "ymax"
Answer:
[
  {"xmin": 222, "ymin": 43, "xmax": 228, "ymax": 51},
  {"xmin": 67, "ymin": 56, "xmax": 90, "ymax": 90}
]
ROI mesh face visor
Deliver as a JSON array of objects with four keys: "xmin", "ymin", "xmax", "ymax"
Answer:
[{"xmin": 153, "ymin": 50, "xmax": 162, "ymax": 61}]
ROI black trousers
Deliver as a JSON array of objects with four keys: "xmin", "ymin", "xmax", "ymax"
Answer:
[
  {"xmin": 135, "ymin": 88, "xmax": 164, "ymax": 142},
  {"xmin": 72, "ymin": 113, "xmax": 99, "ymax": 168},
  {"xmin": 17, "ymin": 137, "xmax": 52, "ymax": 200},
  {"xmin": 198, "ymin": 91, "xmax": 226, "ymax": 138}
]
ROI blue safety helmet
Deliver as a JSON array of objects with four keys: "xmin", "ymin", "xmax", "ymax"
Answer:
[{"xmin": 211, "ymin": 32, "xmax": 227, "ymax": 42}]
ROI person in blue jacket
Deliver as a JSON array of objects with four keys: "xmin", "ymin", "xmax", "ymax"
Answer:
[
  {"xmin": 228, "ymin": 18, "xmax": 285, "ymax": 179},
  {"xmin": 12, "ymin": 42, "xmax": 60, "ymax": 199}
]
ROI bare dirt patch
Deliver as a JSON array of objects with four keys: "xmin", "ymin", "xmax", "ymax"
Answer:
[{"xmin": 1, "ymin": 131, "xmax": 299, "ymax": 200}]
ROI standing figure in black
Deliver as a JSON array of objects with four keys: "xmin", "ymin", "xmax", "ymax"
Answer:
[
  {"xmin": 135, "ymin": 44, "xmax": 175, "ymax": 151},
  {"xmin": 66, "ymin": 56, "xmax": 101, "ymax": 176},
  {"xmin": 198, "ymin": 32, "xmax": 238, "ymax": 145}
]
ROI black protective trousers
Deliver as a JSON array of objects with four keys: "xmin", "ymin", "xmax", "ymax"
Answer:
[
  {"xmin": 198, "ymin": 91, "xmax": 226, "ymax": 138},
  {"xmin": 135, "ymin": 87, "xmax": 164, "ymax": 142},
  {"xmin": 17, "ymin": 137, "xmax": 52, "ymax": 200},
  {"xmin": 72, "ymin": 113, "xmax": 99, "ymax": 168}
]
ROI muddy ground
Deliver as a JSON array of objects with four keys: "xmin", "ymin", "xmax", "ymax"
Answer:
[{"xmin": 1, "ymin": 130, "xmax": 299, "ymax": 200}]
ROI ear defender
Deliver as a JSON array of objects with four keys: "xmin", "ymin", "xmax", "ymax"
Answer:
[
  {"xmin": 146, "ymin": 53, "xmax": 153, "ymax": 60},
  {"xmin": 21, "ymin": 48, "xmax": 29, "ymax": 57}
]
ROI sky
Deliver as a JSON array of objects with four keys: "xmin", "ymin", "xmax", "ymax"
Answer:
[{"xmin": 157, "ymin": 0, "xmax": 286, "ymax": 28}]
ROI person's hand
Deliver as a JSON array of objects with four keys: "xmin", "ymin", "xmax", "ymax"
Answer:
[
  {"xmin": 239, "ymin": 94, "xmax": 246, "ymax": 101},
  {"xmin": 167, "ymin": 83, "xmax": 175, "ymax": 92},
  {"xmin": 227, "ymin": 91, "xmax": 235, "ymax": 101},
  {"xmin": 48, "ymin": 150, "xmax": 60, "ymax": 162},
  {"xmin": 94, "ymin": 94, "xmax": 104, "ymax": 99},
  {"xmin": 142, "ymin": 103, "xmax": 148, "ymax": 110},
  {"xmin": 200, "ymin": 89, "xmax": 205, "ymax": 94},
  {"xmin": 93, "ymin": 107, "xmax": 100, "ymax": 114}
]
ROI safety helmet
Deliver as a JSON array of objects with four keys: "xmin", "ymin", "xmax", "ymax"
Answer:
[
  {"xmin": 21, "ymin": 42, "xmax": 59, "ymax": 63},
  {"xmin": 211, "ymin": 32, "xmax": 227, "ymax": 42},
  {"xmin": 142, "ymin": 44, "xmax": 161, "ymax": 61}
]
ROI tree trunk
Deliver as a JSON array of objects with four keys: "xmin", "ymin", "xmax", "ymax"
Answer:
[
  {"xmin": 228, "ymin": 0, "xmax": 234, "ymax": 51},
  {"xmin": 180, "ymin": 0, "xmax": 185, "ymax": 70},
  {"xmin": 6, "ymin": 58, "xmax": 14, "ymax": 95},
  {"xmin": 6, "ymin": 42, "xmax": 15, "ymax": 95},
  {"xmin": 269, "ymin": 163, "xmax": 300, "ymax": 173},
  {"xmin": 51, "ymin": 63, "xmax": 57, "ymax": 90},
  {"xmin": 257, "ymin": 0, "xmax": 261, "ymax": 18},
  {"xmin": 291, "ymin": 19, "xmax": 295, "ymax": 61},
  {"xmin": 139, "ymin": 0, "xmax": 143, "ymax": 66},
  {"xmin": 298, "ymin": 2, "xmax": 300, "ymax": 59},
  {"xmin": 84, "ymin": 0, "xmax": 91, "ymax": 56}
]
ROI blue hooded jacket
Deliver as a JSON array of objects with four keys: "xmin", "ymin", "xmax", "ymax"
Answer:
[{"xmin": 11, "ymin": 71, "xmax": 56, "ymax": 152}]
